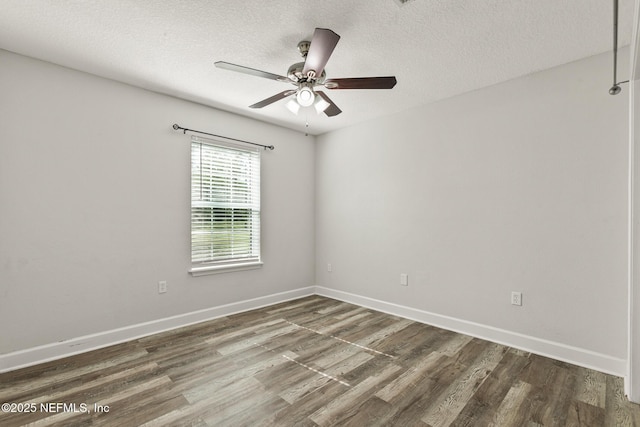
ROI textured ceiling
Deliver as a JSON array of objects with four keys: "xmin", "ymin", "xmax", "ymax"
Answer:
[{"xmin": 0, "ymin": 0, "xmax": 634, "ymax": 135}]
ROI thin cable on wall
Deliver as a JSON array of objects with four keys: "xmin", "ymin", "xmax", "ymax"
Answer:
[
  {"xmin": 172, "ymin": 124, "xmax": 275, "ymax": 150},
  {"xmin": 610, "ymin": 0, "xmax": 628, "ymax": 95}
]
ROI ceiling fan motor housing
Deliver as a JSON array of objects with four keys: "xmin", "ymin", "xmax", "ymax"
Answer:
[{"xmin": 287, "ymin": 61, "xmax": 325, "ymax": 84}]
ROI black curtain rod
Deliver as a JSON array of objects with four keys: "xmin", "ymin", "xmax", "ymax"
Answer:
[{"xmin": 172, "ymin": 124, "xmax": 275, "ymax": 150}]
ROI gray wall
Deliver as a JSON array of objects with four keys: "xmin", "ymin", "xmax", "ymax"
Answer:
[
  {"xmin": 315, "ymin": 51, "xmax": 629, "ymax": 361},
  {"xmin": 0, "ymin": 50, "xmax": 315, "ymax": 353},
  {"xmin": 0, "ymin": 47, "xmax": 631, "ymax": 373}
]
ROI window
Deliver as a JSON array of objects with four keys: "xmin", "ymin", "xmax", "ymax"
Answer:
[{"xmin": 190, "ymin": 136, "xmax": 261, "ymax": 274}]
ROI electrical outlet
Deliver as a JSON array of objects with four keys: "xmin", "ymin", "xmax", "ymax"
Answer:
[
  {"xmin": 327, "ymin": 263, "xmax": 332, "ymax": 272},
  {"xmin": 511, "ymin": 291, "xmax": 522, "ymax": 306},
  {"xmin": 400, "ymin": 273, "xmax": 408, "ymax": 286},
  {"xmin": 158, "ymin": 281, "xmax": 167, "ymax": 294}
]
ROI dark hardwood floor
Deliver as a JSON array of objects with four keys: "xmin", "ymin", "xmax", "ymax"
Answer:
[{"xmin": 1, "ymin": 295, "xmax": 639, "ymax": 426}]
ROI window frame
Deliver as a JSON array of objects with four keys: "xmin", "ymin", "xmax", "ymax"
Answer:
[{"xmin": 188, "ymin": 136, "xmax": 262, "ymax": 276}]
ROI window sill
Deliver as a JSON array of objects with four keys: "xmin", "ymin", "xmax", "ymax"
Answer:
[{"xmin": 189, "ymin": 261, "xmax": 263, "ymax": 276}]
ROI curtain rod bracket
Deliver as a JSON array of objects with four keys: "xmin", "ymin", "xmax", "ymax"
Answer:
[{"xmin": 172, "ymin": 124, "xmax": 274, "ymax": 150}]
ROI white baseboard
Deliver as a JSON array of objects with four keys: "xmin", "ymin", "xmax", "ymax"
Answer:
[
  {"xmin": 0, "ymin": 287, "xmax": 315, "ymax": 374},
  {"xmin": 1, "ymin": 285, "xmax": 627, "ymax": 378},
  {"xmin": 315, "ymin": 286, "xmax": 627, "ymax": 377}
]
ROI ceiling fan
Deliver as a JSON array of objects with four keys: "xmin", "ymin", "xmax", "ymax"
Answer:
[{"xmin": 215, "ymin": 28, "xmax": 397, "ymax": 117}]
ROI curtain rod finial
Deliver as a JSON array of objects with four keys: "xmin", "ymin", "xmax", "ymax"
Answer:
[{"xmin": 172, "ymin": 124, "xmax": 180, "ymax": 130}]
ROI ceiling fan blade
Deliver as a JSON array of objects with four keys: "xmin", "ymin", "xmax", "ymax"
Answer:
[
  {"xmin": 324, "ymin": 76, "xmax": 397, "ymax": 90},
  {"xmin": 302, "ymin": 28, "xmax": 340, "ymax": 78},
  {"xmin": 249, "ymin": 90, "xmax": 296, "ymax": 109},
  {"xmin": 316, "ymin": 90, "xmax": 342, "ymax": 117},
  {"xmin": 215, "ymin": 61, "xmax": 290, "ymax": 82}
]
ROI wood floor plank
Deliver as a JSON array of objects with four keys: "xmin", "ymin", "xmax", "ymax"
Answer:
[
  {"xmin": 574, "ymin": 367, "xmax": 607, "ymax": 408},
  {"xmin": 214, "ymin": 322, "xmax": 299, "ymax": 355},
  {"xmin": 437, "ymin": 333, "xmax": 475, "ymax": 357},
  {"xmin": 372, "ymin": 358, "xmax": 465, "ymax": 426},
  {"xmin": 565, "ymin": 400, "xmax": 605, "ymax": 427},
  {"xmin": 393, "ymin": 324, "xmax": 451, "ymax": 364},
  {"xmin": 183, "ymin": 350, "xmax": 296, "ymax": 404},
  {"xmin": 278, "ymin": 351, "xmax": 374, "ymax": 404},
  {"xmin": 315, "ymin": 311, "xmax": 374, "ymax": 335},
  {"xmin": 333, "ymin": 314, "xmax": 400, "ymax": 344},
  {"xmin": 449, "ymin": 349, "xmax": 531, "ymax": 427},
  {"xmin": 337, "ymin": 395, "xmax": 394, "ymax": 427},
  {"xmin": 331, "ymin": 305, "xmax": 369, "ymax": 320},
  {"xmin": 375, "ymin": 350, "xmax": 446, "ymax": 402},
  {"xmin": 2, "ymin": 295, "xmax": 640, "ymax": 427},
  {"xmin": 421, "ymin": 343, "xmax": 507, "ymax": 427},
  {"xmin": 526, "ymin": 363, "xmax": 577, "ymax": 426},
  {"xmin": 0, "ymin": 346, "xmax": 150, "ymax": 400},
  {"xmin": 270, "ymin": 378, "xmax": 348, "ymax": 425},
  {"xmin": 91, "ymin": 392, "xmax": 188, "ymax": 427},
  {"xmin": 309, "ymin": 339, "xmax": 365, "ymax": 369},
  {"xmin": 370, "ymin": 321, "xmax": 436, "ymax": 357},
  {"xmin": 309, "ymin": 362, "xmax": 402, "ymax": 426},
  {"xmin": 199, "ymin": 380, "xmax": 286, "ymax": 427},
  {"xmin": 604, "ymin": 375, "xmax": 639, "ymax": 426},
  {"xmin": 354, "ymin": 318, "xmax": 414, "ymax": 350}
]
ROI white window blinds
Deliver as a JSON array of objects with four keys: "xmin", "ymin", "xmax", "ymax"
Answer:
[{"xmin": 191, "ymin": 136, "xmax": 260, "ymax": 266}]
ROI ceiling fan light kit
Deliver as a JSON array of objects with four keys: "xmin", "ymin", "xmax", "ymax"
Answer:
[
  {"xmin": 296, "ymin": 84, "xmax": 315, "ymax": 107},
  {"xmin": 314, "ymin": 96, "xmax": 331, "ymax": 114},
  {"xmin": 285, "ymin": 99, "xmax": 301, "ymax": 115},
  {"xmin": 215, "ymin": 27, "xmax": 397, "ymax": 117}
]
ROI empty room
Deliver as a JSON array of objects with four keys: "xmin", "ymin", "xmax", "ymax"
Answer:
[{"xmin": 3, "ymin": 0, "xmax": 640, "ymax": 425}]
